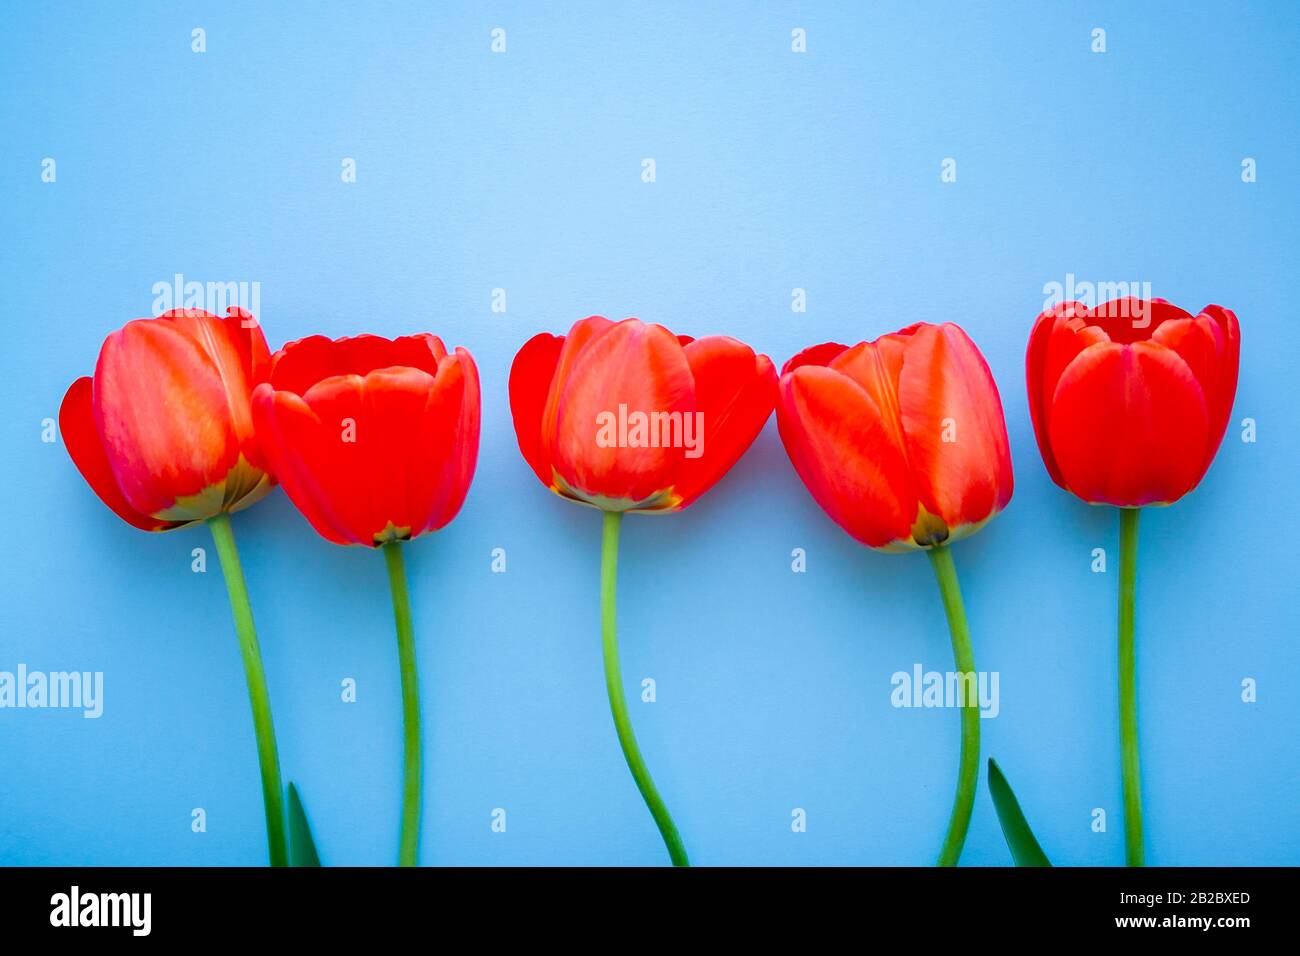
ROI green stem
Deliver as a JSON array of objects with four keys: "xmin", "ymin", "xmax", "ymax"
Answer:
[
  {"xmin": 207, "ymin": 512, "xmax": 287, "ymax": 867},
  {"xmin": 1118, "ymin": 507, "xmax": 1144, "ymax": 867},
  {"xmin": 383, "ymin": 541, "xmax": 422, "ymax": 867},
  {"xmin": 600, "ymin": 511, "xmax": 690, "ymax": 867},
  {"xmin": 928, "ymin": 544, "xmax": 980, "ymax": 867}
]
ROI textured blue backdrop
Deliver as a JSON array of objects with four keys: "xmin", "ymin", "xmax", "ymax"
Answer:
[{"xmin": 1, "ymin": 1, "xmax": 1296, "ymax": 866}]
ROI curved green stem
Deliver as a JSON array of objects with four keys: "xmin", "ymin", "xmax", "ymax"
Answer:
[
  {"xmin": 208, "ymin": 512, "xmax": 287, "ymax": 867},
  {"xmin": 383, "ymin": 541, "xmax": 422, "ymax": 867},
  {"xmin": 928, "ymin": 544, "xmax": 979, "ymax": 867},
  {"xmin": 1118, "ymin": 507, "xmax": 1144, "ymax": 866},
  {"xmin": 600, "ymin": 511, "xmax": 690, "ymax": 867}
]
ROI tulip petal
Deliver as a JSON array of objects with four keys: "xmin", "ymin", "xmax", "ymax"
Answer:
[
  {"xmin": 671, "ymin": 337, "xmax": 777, "ymax": 509},
  {"xmin": 1047, "ymin": 341, "xmax": 1210, "ymax": 506},
  {"xmin": 781, "ymin": 341, "xmax": 850, "ymax": 376},
  {"xmin": 159, "ymin": 307, "xmax": 271, "ymax": 387},
  {"xmin": 424, "ymin": 348, "xmax": 481, "ymax": 532},
  {"xmin": 538, "ymin": 315, "xmax": 615, "ymax": 467},
  {"xmin": 1152, "ymin": 315, "xmax": 1223, "ymax": 410},
  {"xmin": 1154, "ymin": 306, "xmax": 1240, "ymax": 474},
  {"xmin": 60, "ymin": 377, "xmax": 183, "ymax": 532},
  {"xmin": 1202, "ymin": 304, "xmax": 1241, "ymax": 461},
  {"xmin": 776, "ymin": 366, "xmax": 916, "ymax": 548},
  {"xmin": 828, "ymin": 334, "xmax": 912, "ymax": 455},
  {"xmin": 508, "ymin": 332, "xmax": 565, "ymax": 487},
  {"xmin": 219, "ymin": 307, "xmax": 272, "ymax": 385},
  {"xmin": 307, "ymin": 369, "xmax": 448, "ymax": 543},
  {"xmin": 1025, "ymin": 305, "xmax": 1076, "ymax": 481},
  {"xmin": 1024, "ymin": 306, "xmax": 1086, "ymax": 486},
  {"xmin": 360, "ymin": 367, "xmax": 446, "ymax": 540},
  {"xmin": 1025, "ymin": 303, "xmax": 1107, "ymax": 489},
  {"xmin": 896, "ymin": 323, "xmax": 1014, "ymax": 533},
  {"xmin": 551, "ymin": 319, "xmax": 694, "ymax": 506},
  {"xmin": 251, "ymin": 385, "xmax": 355, "ymax": 544}
]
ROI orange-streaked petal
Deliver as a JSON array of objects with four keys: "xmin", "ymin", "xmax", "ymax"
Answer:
[
  {"xmin": 551, "ymin": 319, "xmax": 694, "ymax": 505},
  {"xmin": 60, "ymin": 377, "xmax": 183, "ymax": 532},
  {"xmin": 895, "ymin": 323, "xmax": 1013, "ymax": 531},
  {"xmin": 828, "ymin": 334, "xmax": 912, "ymax": 456},
  {"xmin": 93, "ymin": 319, "xmax": 242, "ymax": 517},
  {"xmin": 538, "ymin": 316, "xmax": 616, "ymax": 467},
  {"xmin": 776, "ymin": 366, "xmax": 916, "ymax": 548},
  {"xmin": 157, "ymin": 308, "xmax": 270, "ymax": 471}
]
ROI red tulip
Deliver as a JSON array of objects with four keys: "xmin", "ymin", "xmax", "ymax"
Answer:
[
  {"xmin": 60, "ymin": 307, "xmax": 274, "ymax": 531},
  {"xmin": 250, "ymin": 333, "xmax": 480, "ymax": 547},
  {"xmin": 776, "ymin": 322, "xmax": 1014, "ymax": 551},
  {"xmin": 61, "ymin": 307, "xmax": 290, "ymax": 865},
  {"xmin": 1025, "ymin": 297, "xmax": 1240, "ymax": 506},
  {"xmin": 1027, "ymin": 297, "xmax": 1241, "ymax": 865},
  {"xmin": 510, "ymin": 315, "xmax": 775, "ymax": 866},
  {"xmin": 508, "ymin": 316, "xmax": 777, "ymax": 512},
  {"xmin": 252, "ymin": 332, "xmax": 478, "ymax": 865}
]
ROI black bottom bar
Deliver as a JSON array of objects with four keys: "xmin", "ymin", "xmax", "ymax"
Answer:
[{"xmin": 0, "ymin": 866, "xmax": 1285, "ymax": 940}]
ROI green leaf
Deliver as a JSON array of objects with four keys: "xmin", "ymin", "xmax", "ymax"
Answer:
[
  {"xmin": 287, "ymin": 781, "xmax": 322, "ymax": 867},
  {"xmin": 987, "ymin": 758, "xmax": 1052, "ymax": 867}
]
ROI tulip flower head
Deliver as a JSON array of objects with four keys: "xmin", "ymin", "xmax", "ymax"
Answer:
[
  {"xmin": 777, "ymin": 321, "xmax": 1014, "ymax": 552},
  {"xmin": 251, "ymin": 333, "xmax": 480, "ymax": 547},
  {"xmin": 509, "ymin": 316, "xmax": 777, "ymax": 513},
  {"xmin": 60, "ymin": 307, "xmax": 274, "ymax": 531},
  {"xmin": 1026, "ymin": 297, "xmax": 1240, "ymax": 507}
]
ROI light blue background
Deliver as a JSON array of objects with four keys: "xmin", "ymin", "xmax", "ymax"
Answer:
[{"xmin": 1, "ymin": 1, "xmax": 1296, "ymax": 866}]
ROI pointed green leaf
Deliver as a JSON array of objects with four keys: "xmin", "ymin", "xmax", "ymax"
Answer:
[
  {"xmin": 987, "ymin": 758, "xmax": 1052, "ymax": 867},
  {"xmin": 287, "ymin": 781, "xmax": 322, "ymax": 867}
]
